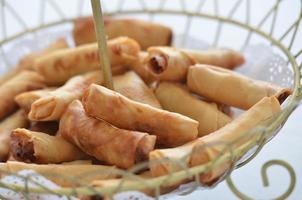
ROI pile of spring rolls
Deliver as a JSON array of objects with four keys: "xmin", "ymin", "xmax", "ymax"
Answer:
[{"xmin": 0, "ymin": 16, "xmax": 292, "ymax": 197}]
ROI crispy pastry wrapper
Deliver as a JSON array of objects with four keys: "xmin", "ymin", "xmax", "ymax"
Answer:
[
  {"xmin": 0, "ymin": 111, "xmax": 29, "ymax": 162},
  {"xmin": 83, "ymin": 84, "xmax": 199, "ymax": 147},
  {"xmin": 0, "ymin": 71, "xmax": 45, "ymax": 120},
  {"xmin": 10, "ymin": 128, "xmax": 86, "ymax": 164},
  {"xmin": 28, "ymin": 71, "xmax": 103, "ymax": 121},
  {"xmin": 73, "ymin": 17, "xmax": 172, "ymax": 49},
  {"xmin": 150, "ymin": 96, "xmax": 281, "ymax": 184},
  {"xmin": 129, "ymin": 52, "xmax": 157, "ymax": 84},
  {"xmin": 0, "ymin": 38, "xmax": 68, "ymax": 85},
  {"xmin": 60, "ymin": 100, "xmax": 155, "ymax": 169},
  {"xmin": 146, "ymin": 47, "xmax": 245, "ymax": 81},
  {"xmin": 15, "ymin": 88, "xmax": 54, "ymax": 113},
  {"xmin": 187, "ymin": 64, "xmax": 292, "ymax": 110},
  {"xmin": 155, "ymin": 82, "xmax": 231, "ymax": 136},
  {"xmin": 0, "ymin": 161, "xmax": 117, "ymax": 187},
  {"xmin": 114, "ymin": 71, "xmax": 162, "ymax": 108},
  {"xmin": 35, "ymin": 37, "xmax": 140, "ymax": 85}
]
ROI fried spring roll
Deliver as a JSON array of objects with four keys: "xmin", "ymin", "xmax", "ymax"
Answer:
[
  {"xmin": 187, "ymin": 65, "xmax": 292, "ymax": 110},
  {"xmin": 129, "ymin": 52, "xmax": 157, "ymax": 84},
  {"xmin": 114, "ymin": 71, "xmax": 161, "ymax": 108},
  {"xmin": 15, "ymin": 88, "xmax": 54, "ymax": 113},
  {"xmin": 150, "ymin": 97, "xmax": 281, "ymax": 184},
  {"xmin": 62, "ymin": 160, "xmax": 92, "ymax": 165},
  {"xmin": 82, "ymin": 84, "xmax": 198, "ymax": 147},
  {"xmin": 0, "ymin": 111, "xmax": 29, "ymax": 161},
  {"xmin": 146, "ymin": 47, "xmax": 245, "ymax": 81},
  {"xmin": 60, "ymin": 100, "xmax": 156, "ymax": 169},
  {"xmin": 73, "ymin": 17, "xmax": 172, "ymax": 49},
  {"xmin": 0, "ymin": 38, "xmax": 68, "ymax": 85},
  {"xmin": 0, "ymin": 161, "xmax": 117, "ymax": 187},
  {"xmin": 10, "ymin": 128, "xmax": 86, "ymax": 164},
  {"xmin": 35, "ymin": 37, "xmax": 140, "ymax": 85},
  {"xmin": 28, "ymin": 71, "xmax": 103, "ymax": 121},
  {"xmin": 155, "ymin": 82, "xmax": 231, "ymax": 136},
  {"xmin": 0, "ymin": 71, "xmax": 45, "ymax": 120}
]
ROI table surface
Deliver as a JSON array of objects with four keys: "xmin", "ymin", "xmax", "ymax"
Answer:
[{"xmin": 1, "ymin": 0, "xmax": 301, "ymax": 199}]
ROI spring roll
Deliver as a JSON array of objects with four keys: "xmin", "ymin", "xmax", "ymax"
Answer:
[
  {"xmin": 0, "ymin": 161, "xmax": 117, "ymax": 187},
  {"xmin": 114, "ymin": 71, "xmax": 161, "ymax": 108},
  {"xmin": 0, "ymin": 38, "xmax": 68, "ymax": 85},
  {"xmin": 0, "ymin": 111, "xmax": 29, "ymax": 162},
  {"xmin": 155, "ymin": 82, "xmax": 231, "ymax": 136},
  {"xmin": 29, "ymin": 121, "xmax": 59, "ymax": 135},
  {"xmin": 60, "ymin": 100, "xmax": 156, "ymax": 169},
  {"xmin": 15, "ymin": 88, "xmax": 54, "ymax": 113},
  {"xmin": 35, "ymin": 37, "xmax": 140, "ymax": 85},
  {"xmin": 82, "ymin": 84, "xmax": 198, "ymax": 147},
  {"xmin": 10, "ymin": 128, "xmax": 86, "ymax": 164},
  {"xmin": 146, "ymin": 47, "xmax": 245, "ymax": 81},
  {"xmin": 129, "ymin": 52, "xmax": 157, "ymax": 84},
  {"xmin": 187, "ymin": 64, "xmax": 292, "ymax": 110},
  {"xmin": 0, "ymin": 71, "xmax": 45, "ymax": 120},
  {"xmin": 28, "ymin": 71, "xmax": 103, "ymax": 121},
  {"xmin": 62, "ymin": 160, "xmax": 92, "ymax": 165},
  {"xmin": 150, "ymin": 96, "xmax": 281, "ymax": 184},
  {"xmin": 73, "ymin": 17, "xmax": 172, "ymax": 49}
]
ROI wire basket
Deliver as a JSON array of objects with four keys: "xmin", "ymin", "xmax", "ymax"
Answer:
[{"xmin": 0, "ymin": 0, "xmax": 302, "ymax": 199}]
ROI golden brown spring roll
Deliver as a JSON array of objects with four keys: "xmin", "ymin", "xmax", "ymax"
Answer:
[
  {"xmin": 0, "ymin": 161, "xmax": 117, "ymax": 187},
  {"xmin": 0, "ymin": 111, "xmax": 29, "ymax": 162},
  {"xmin": 187, "ymin": 64, "xmax": 292, "ymax": 110},
  {"xmin": 150, "ymin": 96, "xmax": 281, "ymax": 184},
  {"xmin": 29, "ymin": 121, "xmax": 59, "ymax": 135},
  {"xmin": 35, "ymin": 37, "xmax": 140, "ymax": 85},
  {"xmin": 146, "ymin": 47, "xmax": 245, "ymax": 81},
  {"xmin": 0, "ymin": 38, "xmax": 68, "ymax": 85},
  {"xmin": 114, "ymin": 71, "xmax": 161, "ymax": 108},
  {"xmin": 15, "ymin": 88, "xmax": 54, "ymax": 113},
  {"xmin": 28, "ymin": 71, "xmax": 103, "ymax": 121},
  {"xmin": 0, "ymin": 71, "xmax": 45, "ymax": 120},
  {"xmin": 129, "ymin": 52, "xmax": 157, "ymax": 84},
  {"xmin": 62, "ymin": 160, "xmax": 92, "ymax": 165},
  {"xmin": 60, "ymin": 100, "xmax": 156, "ymax": 169},
  {"xmin": 73, "ymin": 17, "xmax": 172, "ymax": 49},
  {"xmin": 155, "ymin": 82, "xmax": 231, "ymax": 136},
  {"xmin": 10, "ymin": 128, "xmax": 86, "ymax": 164},
  {"xmin": 82, "ymin": 84, "xmax": 198, "ymax": 147}
]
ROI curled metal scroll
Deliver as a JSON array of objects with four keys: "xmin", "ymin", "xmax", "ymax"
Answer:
[{"xmin": 226, "ymin": 160, "xmax": 296, "ymax": 200}]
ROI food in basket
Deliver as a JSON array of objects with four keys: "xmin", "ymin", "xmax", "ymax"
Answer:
[
  {"xmin": 0, "ymin": 111, "xmax": 29, "ymax": 161},
  {"xmin": 28, "ymin": 71, "xmax": 103, "ymax": 121},
  {"xmin": 34, "ymin": 37, "xmax": 140, "ymax": 85},
  {"xmin": 146, "ymin": 47, "xmax": 245, "ymax": 81},
  {"xmin": 0, "ymin": 71, "xmax": 45, "ymax": 120},
  {"xmin": 60, "ymin": 100, "xmax": 156, "ymax": 169},
  {"xmin": 113, "ymin": 71, "xmax": 161, "ymax": 108},
  {"xmin": 149, "ymin": 96, "xmax": 281, "ymax": 184},
  {"xmin": 0, "ymin": 16, "xmax": 293, "ymax": 197},
  {"xmin": 155, "ymin": 82, "xmax": 232, "ymax": 136},
  {"xmin": 82, "ymin": 84, "xmax": 199, "ymax": 147},
  {"xmin": 187, "ymin": 64, "xmax": 292, "ymax": 110},
  {"xmin": 73, "ymin": 17, "xmax": 172, "ymax": 49},
  {"xmin": 0, "ymin": 38, "xmax": 68, "ymax": 85}
]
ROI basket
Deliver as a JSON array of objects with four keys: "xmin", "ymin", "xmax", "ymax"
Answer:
[{"xmin": 0, "ymin": 0, "xmax": 302, "ymax": 199}]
